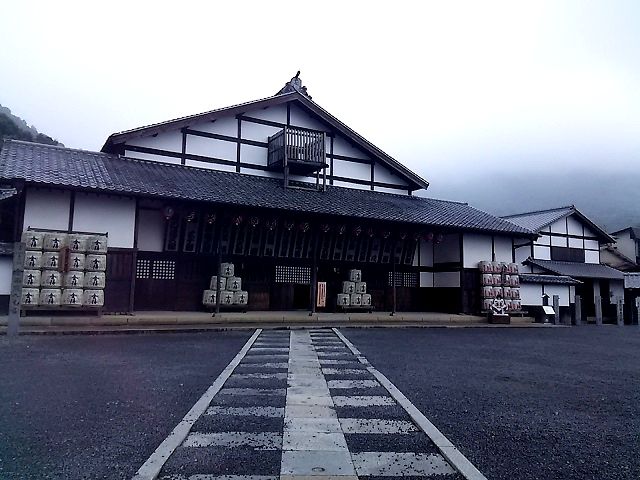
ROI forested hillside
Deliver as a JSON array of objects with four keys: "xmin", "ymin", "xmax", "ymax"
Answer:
[{"xmin": 0, "ymin": 105, "xmax": 62, "ymax": 149}]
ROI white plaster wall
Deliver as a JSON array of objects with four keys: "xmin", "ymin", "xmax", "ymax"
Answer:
[
  {"xmin": 241, "ymin": 121, "xmax": 282, "ymax": 143},
  {"xmin": 289, "ymin": 104, "xmax": 330, "ymax": 132},
  {"xmin": 434, "ymin": 234, "xmax": 460, "ymax": 263},
  {"xmin": 535, "ymin": 234, "xmax": 551, "ymax": 246},
  {"xmin": 332, "ymin": 180, "xmax": 369, "ymax": 190},
  {"xmin": 190, "ymin": 117, "xmax": 238, "ymax": 136},
  {"xmin": 567, "ymin": 215, "xmax": 583, "ymax": 235},
  {"xmin": 332, "ymin": 136, "xmax": 370, "ymax": 160},
  {"xmin": 462, "ymin": 233, "xmax": 492, "ymax": 268},
  {"xmin": 521, "ymin": 283, "xmax": 543, "ymax": 306},
  {"xmin": 73, "ymin": 193, "xmax": 135, "ymax": 248},
  {"xmin": 545, "ymin": 285, "xmax": 570, "ymax": 307},
  {"xmin": 187, "ymin": 159, "xmax": 237, "ymax": 172},
  {"xmin": 332, "ymin": 159, "xmax": 371, "ymax": 181},
  {"xmin": 533, "ymin": 245, "xmax": 551, "ymax": 260},
  {"xmin": 434, "ymin": 271, "xmax": 460, "ymax": 288},
  {"xmin": 137, "ymin": 209, "xmax": 165, "ymax": 252},
  {"xmin": 551, "ymin": 235, "xmax": 567, "ymax": 247},
  {"xmin": 494, "ymin": 236, "xmax": 512, "ymax": 262},
  {"xmin": 419, "ymin": 239, "xmax": 434, "ymax": 267},
  {"xmin": 550, "ymin": 218, "xmax": 567, "ymax": 234},
  {"xmin": 610, "ymin": 280, "xmax": 625, "ymax": 303},
  {"xmin": 0, "ymin": 257, "xmax": 12, "ymax": 294},
  {"xmin": 568, "ymin": 237, "xmax": 583, "ymax": 248},
  {"xmin": 23, "ymin": 188, "xmax": 71, "ymax": 231},
  {"xmin": 126, "ymin": 150, "xmax": 182, "ymax": 165},
  {"xmin": 420, "ymin": 271, "xmax": 434, "ymax": 287},
  {"xmin": 245, "ymin": 104, "xmax": 288, "ymax": 123},
  {"xmin": 186, "ymin": 135, "xmax": 236, "ymax": 161},
  {"xmin": 585, "ymin": 250, "xmax": 600, "ymax": 264},
  {"xmin": 374, "ymin": 186, "xmax": 409, "ymax": 195},
  {"xmin": 127, "ymin": 130, "xmax": 182, "ymax": 153},
  {"xmin": 584, "ymin": 239, "xmax": 599, "ymax": 250},
  {"xmin": 240, "ymin": 144, "xmax": 268, "ymax": 166},
  {"xmin": 374, "ymin": 164, "xmax": 402, "ymax": 185}
]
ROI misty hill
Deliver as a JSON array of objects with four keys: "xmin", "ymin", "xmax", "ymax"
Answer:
[
  {"xmin": 428, "ymin": 170, "xmax": 640, "ymax": 234},
  {"xmin": 0, "ymin": 104, "xmax": 62, "ymax": 149}
]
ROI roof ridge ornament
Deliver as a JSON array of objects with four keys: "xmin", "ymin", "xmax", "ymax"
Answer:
[{"xmin": 276, "ymin": 71, "xmax": 312, "ymax": 99}]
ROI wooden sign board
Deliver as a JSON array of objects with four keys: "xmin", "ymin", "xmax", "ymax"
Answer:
[{"xmin": 317, "ymin": 281, "xmax": 327, "ymax": 308}]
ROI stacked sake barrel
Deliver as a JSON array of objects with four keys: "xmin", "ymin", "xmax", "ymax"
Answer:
[
  {"xmin": 21, "ymin": 231, "xmax": 107, "ymax": 308},
  {"xmin": 202, "ymin": 263, "xmax": 249, "ymax": 308},
  {"xmin": 337, "ymin": 269, "xmax": 372, "ymax": 309},
  {"xmin": 479, "ymin": 261, "xmax": 521, "ymax": 312}
]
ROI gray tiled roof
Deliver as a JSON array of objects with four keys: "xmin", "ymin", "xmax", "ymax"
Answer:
[
  {"xmin": 519, "ymin": 273, "xmax": 582, "ymax": 285},
  {"xmin": 502, "ymin": 206, "xmax": 574, "ymax": 232},
  {"xmin": 526, "ymin": 258, "xmax": 624, "ymax": 280},
  {"xmin": 0, "ymin": 140, "xmax": 533, "ymax": 235}
]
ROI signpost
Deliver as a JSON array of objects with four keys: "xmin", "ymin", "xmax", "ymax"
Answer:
[{"xmin": 316, "ymin": 281, "xmax": 326, "ymax": 308}]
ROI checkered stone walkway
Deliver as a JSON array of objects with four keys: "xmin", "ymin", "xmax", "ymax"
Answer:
[{"xmin": 147, "ymin": 329, "xmax": 473, "ymax": 480}]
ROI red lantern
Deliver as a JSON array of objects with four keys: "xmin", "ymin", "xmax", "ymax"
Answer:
[
  {"xmin": 382, "ymin": 230, "xmax": 391, "ymax": 239},
  {"xmin": 367, "ymin": 227, "xmax": 375, "ymax": 238},
  {"xmin": 299, "ymin": 222, "xmax": 310, "ymax": 233},
  {"xmin": 337, "ymin": 225, "xmax": 347, "ymax": 235},
  {"xmin": 162, "ymin": 206, "xmax": 175, "ymax": 220},
  {"xmin": 425, "ymin": 232, "xmax": 434, "ymax": 242},
  {"xmin": 285, "ymin": 221, "xmax": 294, "ymax": 231},
  {"xmin": 265, "ymin": 218, "xmax": 277, "ymax": 231}
]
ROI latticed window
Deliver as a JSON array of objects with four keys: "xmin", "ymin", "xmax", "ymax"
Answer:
[
  {"xmin": 387, "ymin": 272, "xmax": 418, "ymax": 287},
  {"xmin": 275, "ymin": 266, "xmax": 311, "ymax": 284},
  {"xmin": 152, "ymin": 260, "xmax": 176, "ymax": 280},
  {"xmin": 136, "ymin": 260, "xmax": 151, "ymax": 279}
]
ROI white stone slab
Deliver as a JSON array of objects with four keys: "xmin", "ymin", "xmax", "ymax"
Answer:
[
  {"xmin": 326, "ymin": 380, "xmax": 379, "ymax": 389},
  {"xmin": 286, "ymin": 386, "xmax": 331, "ymax": 397},
  {"xmin": 285, "ymin": 405, "xmax": 337, "ymax": 419},
  {"xmin": 283, "ymin": 432, "xmax": 348, "ymax": 451},
  {"xmin": 318, "ymin": 360, "xmax": 354, "ymax": 365},
  {"xmin": 284, "ymin": 417, "xmax": 342, "ymax": 433},
  {"xmin": 351, "ymin": 452, "xmax": 455, "ymax": 476},
  {"xmin": 321, "ymin": 368, "xmax": 368, "ymax": 375},
  {"xmin": 232, "ymin": 373, "xmax": 287, "ymax": 380},
  {"xmin": 286, "ymin": 394, "xmax": 334, "ymax": 407},
  {"xmin": 332, "ymin": 396, "xmax": 395, "ymax": 407},
  {"xmin": 249, "ymin": 347, "xmax": 289, "ymax": 353},
  {"xmin": 159, "ymin": 475, "xmax": 278, "ymax": 480},
  {"xmin": 339, "ymin": 418, "xmax": 418, "ymax": 434},
  {"xmin": 280, "ymin": 451, "xmax": 356, "ymax": 476},
  {"xmin": 183, "ymin": 432, "xmax": 281, "ymax": 450},
  {"xmin": 205, "ymin": 406, "xmax": 284, "ymax": 417}
]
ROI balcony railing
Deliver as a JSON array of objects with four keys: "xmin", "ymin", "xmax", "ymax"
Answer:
[{"xmin": 267, "ymin": 126, "xmax": 326, "ymax": 173}]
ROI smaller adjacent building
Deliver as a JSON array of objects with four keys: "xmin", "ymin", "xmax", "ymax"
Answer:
[
  {"xmin": 503, "ymin": 206, "xmax": 625, "ymax": 322},
  {"xmin": 603, "ymin": 227, "xmax": 640, "ymax": 272}
]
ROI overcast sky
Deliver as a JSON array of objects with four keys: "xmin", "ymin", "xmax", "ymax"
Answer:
[{"xmin": 1, "ymin": 1, "xmax": 638, "ymax": 194}]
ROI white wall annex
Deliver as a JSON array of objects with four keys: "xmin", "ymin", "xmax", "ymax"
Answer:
[
  {"xmin": 23, "ymin": 188, "xmax": 71, "ymax": 231},
  {"xmin": 73, "ymin": 193, "xmax": 136, "ymax": 248}
]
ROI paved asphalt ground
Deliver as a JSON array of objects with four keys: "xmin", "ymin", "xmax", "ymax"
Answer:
[
  {"xmin": 342, "ymin": 326, "xmax": 640, "ymax": 480},
  {"xmin": 1, "ymin": 326, "xmax": 638, "ymax": 479},
  {"xmin": 0, "ymin": 331, "xmax": 251, "ymax": 479}
]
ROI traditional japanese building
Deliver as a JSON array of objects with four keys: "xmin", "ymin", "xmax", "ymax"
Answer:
[{"xmin": 0, "ymin": 74, "xmax": 535, "ymax": 314}]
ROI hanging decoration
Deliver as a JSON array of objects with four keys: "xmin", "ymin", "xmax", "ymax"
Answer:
[
  {"xmin": 185, "ymin": 211, "xmax": 197, "ymax": 223},
  {"xmin": 367, "ymin": 227, "xmax": 375, "ymax": 238},
  {"xmin": 382, "ymin": 230, "xmax": 391, "ymax": 239},
  {"xmin": 299, "ymin": 222, "xmax": 310, "ymax": 233},
  {"xmin": 413, "ymin": 232, "xmax": 421, "ymax": 241},
  {"xmin": 250, "ymin": 216, "xmax": 260, "ymax": 228},
  {"xmin": 265, "ymin": 218, "xmax": 278, "ymax": 231},
  {"xmin": 284, "ymin": 220, "xmax": 295, "ymax": 231},
  {"xmin": 162, "ymin": 205, "xmax": 175, "ymax": 221},
  {"xmin": 337, "ymin": 224, "xmax": 347, "ymax": 235},
  {"xmin": 232, "ymin": 215, "xmax": 243, "ymax": 226},
  {"xmin": 352, "ymin": 225, "xmax": 362, "ymax": 237},
  {"xmin": 321, "ymin": 223, "xmax": 331, "ymax": 233},
  {"xmin": 435, "ymin": 233, "xmax": 444, "ymax": 244},
  {"xmin": 399, "ymin": 232, "xmax": 407, "ymax": 240},
  {"xmin": 206, "ymin": 213, "xmax": 216, "ymax": 225},
  {"xmin": 424, "ymin": 232, "xmax": 434, "ymax": 242}
]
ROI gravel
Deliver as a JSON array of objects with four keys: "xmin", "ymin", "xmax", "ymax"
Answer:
[{"xmin": 341, "ymin": 326, "xmax": 640, "ymax": 480}]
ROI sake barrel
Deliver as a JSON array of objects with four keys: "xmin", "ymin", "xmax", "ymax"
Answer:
[
  {"xmin": 503, "ymin": 275, "xmax": 511, "ymax": 287},
  {"xmin": 361, "ymin": 293, "xmax": 372, "ymax": 306},
  {"xmin": 220, "ymin": 263, "xmax": 234, "ymax": 277},
  {"xmin": 491, "ymin": 261, "xmax": 501, "ymax": 273},
  {"xmin": 40, "ymin": 288, "xmax": 62, "ymax": 306},
  {"xmin": 209, "ymin": 276, "xmax": 227, "ymax": 290},
  {"xmin": 64, "ymin": 271, "xmax": 85, "ymax": 288},
  {"xmin": 342, "ymin": 281, "xmax": 355, "ymax": 294},
  {"xmin": 43, "ymin": 233, "xmax": 68, "ymax": 251},
  {"xmin": 86, "ymin": 254, "xmax": 107, "ymax": 271},
  {"xmin": 23, "ymin": 269, "xmax": 41, "ymax": 287},
  {"xmin": 348, "ymin": 269, "xmax": 362, "ymax": 282},
  {"xmin": 503, "ymin": 287, "xmax": 513, "ymax": 299},
  {"xmin": 478, "ymin": 261, "xmax": 492, "ymax": 273},
  {"xmin": 492, "ymin": 274, "xmax": 502, "ymax": 286},
  {"xmin": 41, "ymin": 270, "xmax": 62, "ymax": 288},
  {"xmin": 68, "ymin": 234, "xmax": 88, "ymax": 253},
  {"xmin": 22, "ymin": 231, "xmax": 44, "ymax": 250},
  {"xmin": 68, "ymin": 253, "xmax": 86, "ymax": 271},
  {"xmin": 511, "ymin": 300, "xmax": 522, "ymax": 311},
  {"xmin": 83, "ymin": 289, "xmax": 104, "ymax": 306},
  {"xmin": 233, "ymin": 291, "xmax": 248, "ymax": 305},
  {"xmin": 202, "ymin": 290, "xmax": 217, "ymax": 305},
  {"xmin": 482, "ymin": 274, "xmax": 494, "ymax": 286},
  {"xmin": 482, "ymin": 298, "xmax": 493, "ymax": 311},
  {"xmin": 355, "ymin": 281, "xmax": 367, "ymax": 294},
  {"xmin": 21, "ymin": 288, "xmax": 39, "ymax": 306},
  {"xmin": 227, "ymin": 277, "xmax": 242, "ymax": 291},
  {"xmin": 492, "ymin": 286, "xmax": 503, "ymax": 298},
  {"xmin": 350, "ymin": 293, "xmax": 363, "ymax": 306},
  {"xmin": 511, "ymin": 288, "xmax": 521, "ymax": 300},
  {"xmin": 337, "ymin": 294, "xmax": 350, "ymax": 307},
  {"xmin": 508, "ymin": 263, "xmax": 519, "ymax": 274},
  {"xmin": 510, "ymin": 275, "xmax": 520, "ymax": 287},
  {"xmin": 62, "ymin": 288, "xmax": 83, "ymax": 306},
  {"xmin": 482, "ymin": 286, "xmax": 494, "ymax": 298},
  {"xmin": 42, "ymin": 252, "xmax": 60, "ymax": 270},
  {"xmin": 220, "ymin": 291, "xmax": 234, "ymax": 305},
  {"xmin": 87, "ymin": 235, "xmax": 108, "ymax": 254},
  {"xmin": 24, "ymin": 251, "xmax": 43, "ymax": 269},
  {"xmin": 84, "ymin": 272, "xmax": 106, "ymax": 289}
]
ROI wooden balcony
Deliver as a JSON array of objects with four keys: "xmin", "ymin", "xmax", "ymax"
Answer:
[{"xmin": 267, "ymin": 126, "xmax": 327, "ymax": 175}]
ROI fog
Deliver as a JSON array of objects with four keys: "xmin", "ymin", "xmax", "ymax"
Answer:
[{"xmin": 1, "ymin": 1, "xmax": 638, "ymax": 225}]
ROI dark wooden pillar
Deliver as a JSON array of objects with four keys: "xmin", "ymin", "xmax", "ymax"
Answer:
[
  {"xmin": 310, "ymin": 235, "xmax": 318, "ymax": 315},
  {"xmin": 391, "ymin": 239, "xmax": 397, "ymax": 316},
  {"xmin": 213, "ymin": 223, "xmax": 222, "ymax": 317}
]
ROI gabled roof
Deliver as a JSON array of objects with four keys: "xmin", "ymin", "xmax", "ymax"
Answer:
[
  {"xmin": 611, "ymin": 226, "xmax": 640, "ymax": 239},
  {"xmin": 502, "ymin": 205, "xmax": 614, "ymax": 243},
  {"xmin": 524, "ymin": 258, "xmax": 624, "ymax": 280},
  {"xmin": 0, "ymin": 140, "xmax": 534, "ymax": 236},
  {"xmin": 519, "ymin": 273, "xmax": 582, "ymax": 285},
  {"xmin": 101, "ymin": 84, "xmax": 429, "ymax": 191}
]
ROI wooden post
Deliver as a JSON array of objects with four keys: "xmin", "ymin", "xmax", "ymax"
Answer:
[
  {"xmin": 213, "ymin": 227, "xmax": 222, "ymax": 317},
  {"xmin": 7, "ymin": 242, "xmax": 25, "ymax": 337},
  {"xmin": 595, "ymin": 295, "xmax": 603, "ymax": 325},
  {"xmin": 391, "ymin": 240, "xmax": 397, "ymax": 316},
  {"xmin": 616, "ymin": 299, "xmax": 624, "ymax": 326},
  {"xmin": 553, "ymin": 295, "xmax": 560, "ymax": 325},
  {"xmin": 636, "ymin": 298, "xmax": 640, "ymax": 327},
  {"xmin": 310, "ymin": 235, "xmax": 318, "ymax": 316},
  {"xmin": 574, "ymin": 295, "xmax": 582, "ymax": 326}
]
